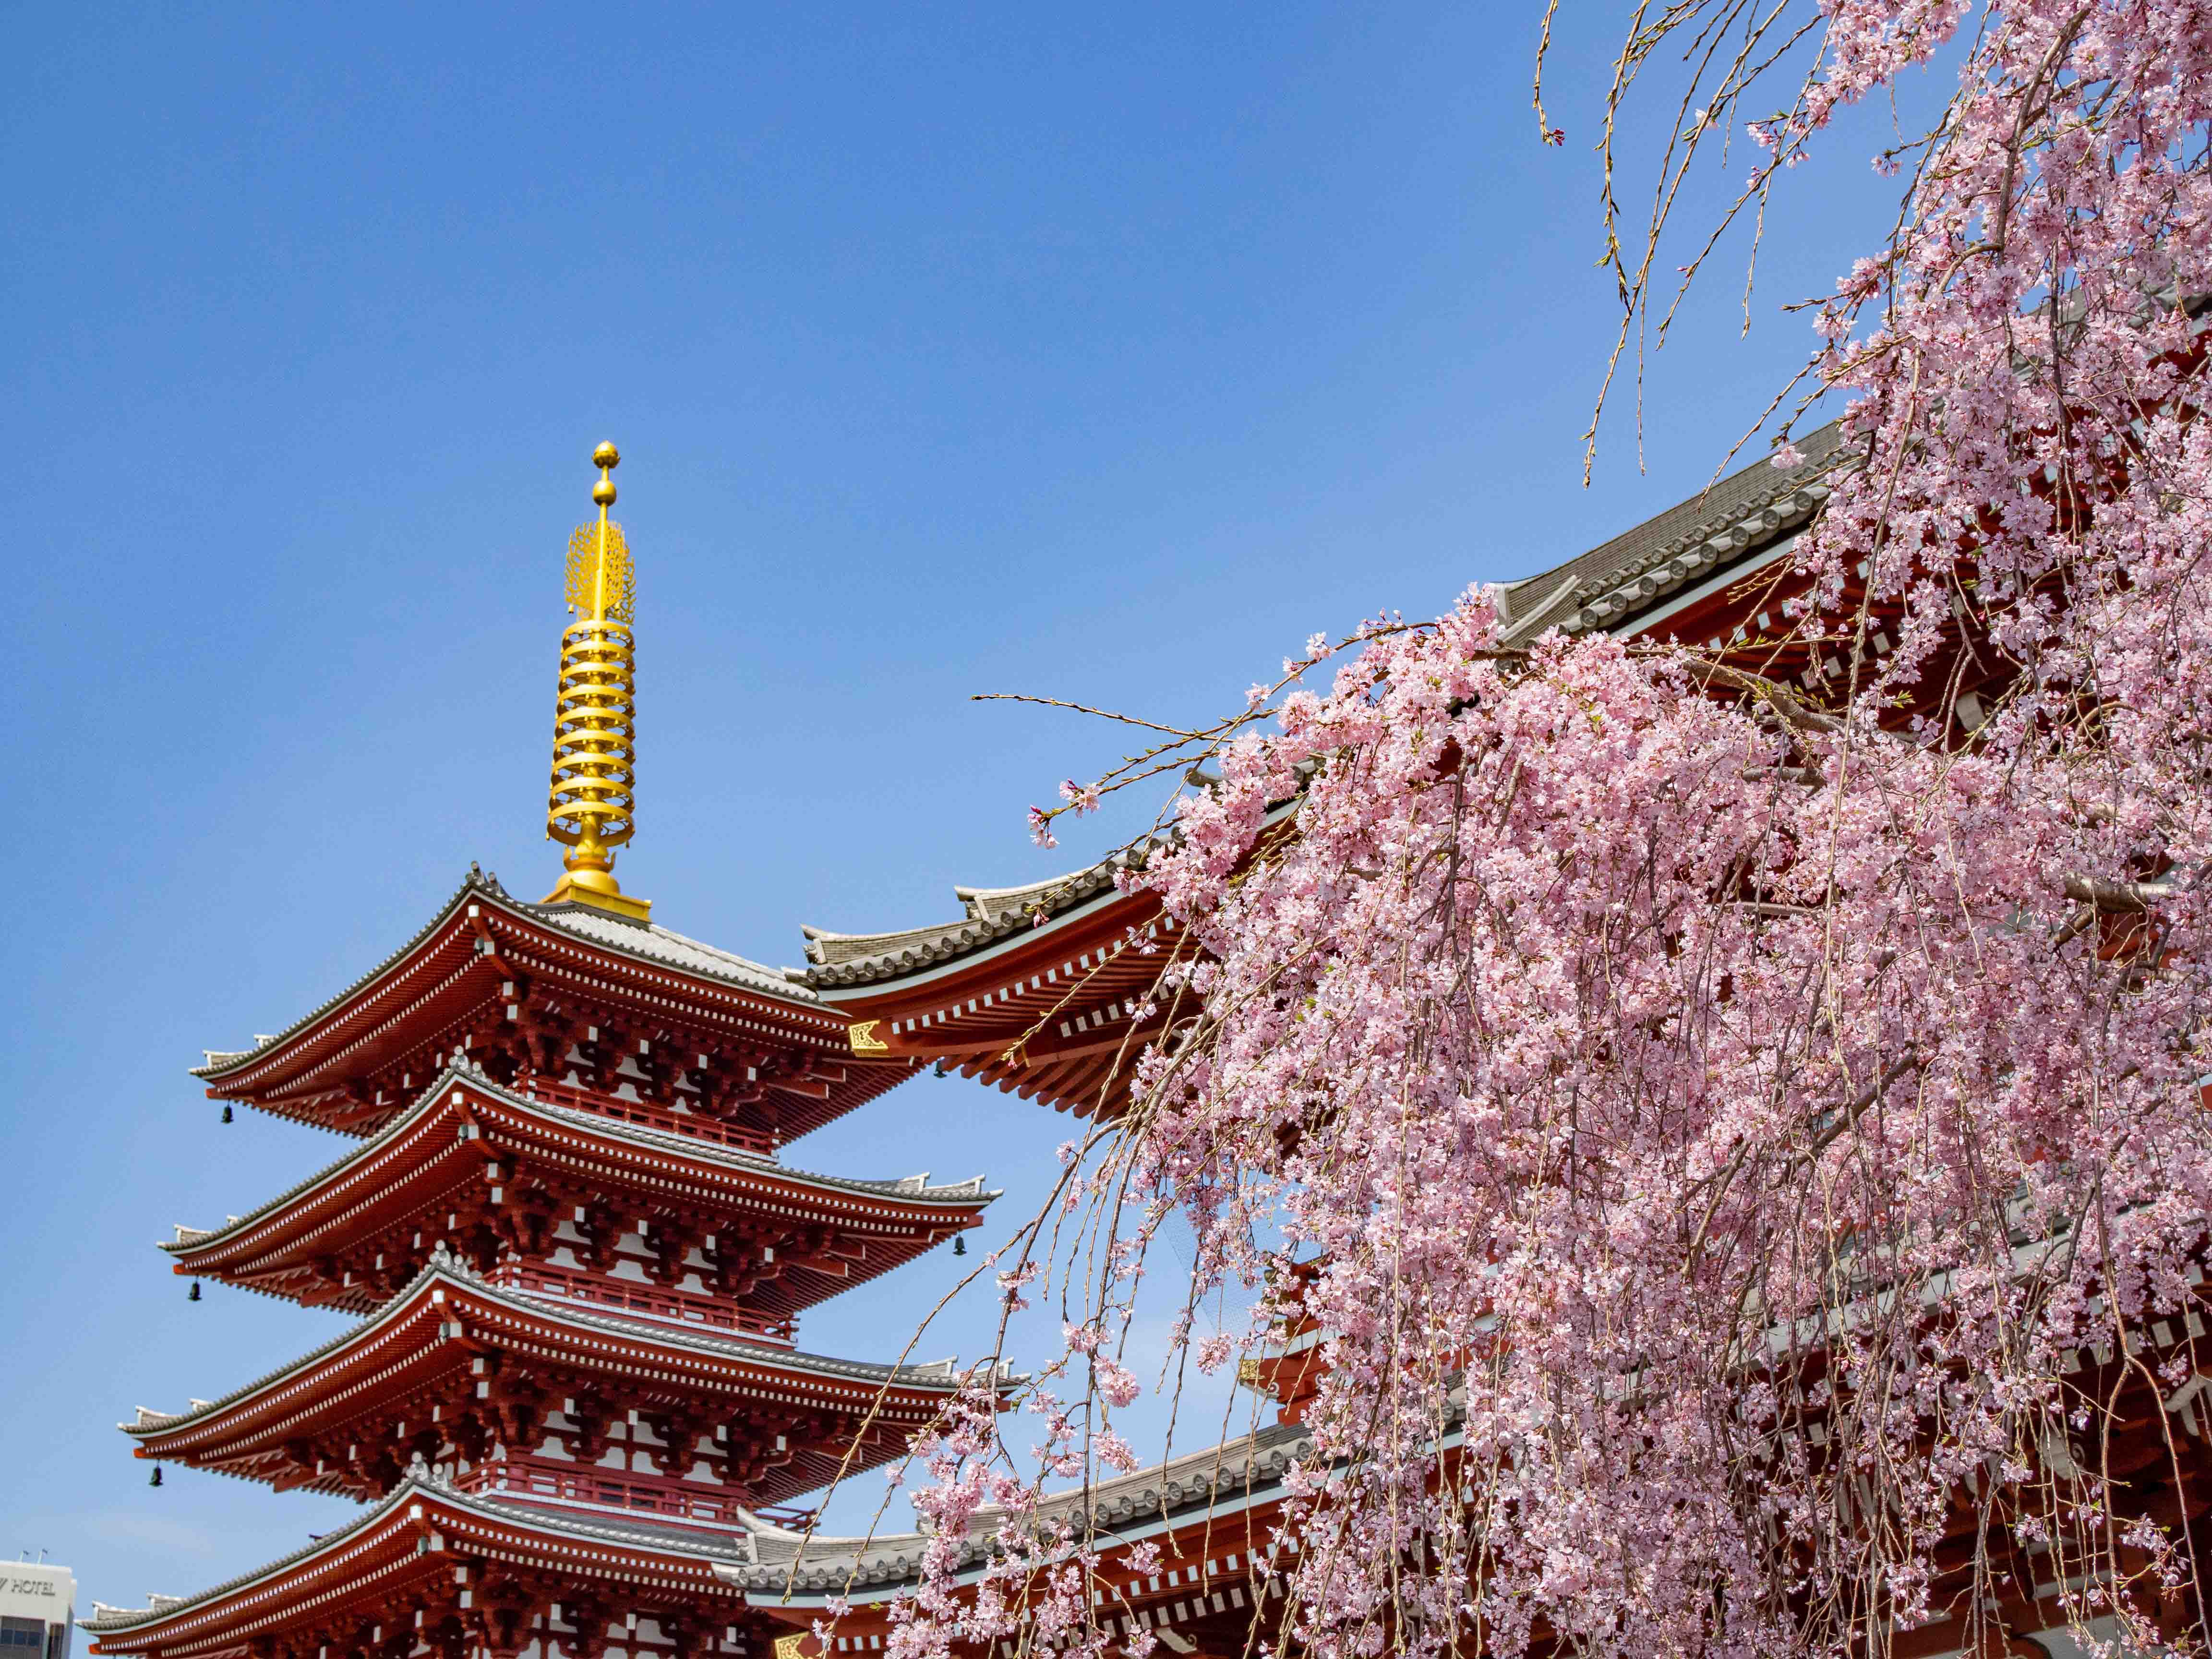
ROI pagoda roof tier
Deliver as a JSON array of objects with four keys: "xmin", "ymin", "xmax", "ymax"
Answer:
[
  {"xmin": 125, "ymin": 1256, "xmax": 997, "ymax": 1511},
  {"xmin": 164, "ymin": 1066, "xmax": 992, "ymax": 1320},
  {"xmin": 83, "ymin": 1470, "xmax": 749, "ymax": 1659},
  {"xmin": 195, "ymin": 872, "xmax": 912, "ymax": 1143}
]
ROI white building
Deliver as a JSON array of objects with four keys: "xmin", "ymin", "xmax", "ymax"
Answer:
[{"xmin": 0, "ymin": 1564, "xmax": 73, "ymax": 1659}]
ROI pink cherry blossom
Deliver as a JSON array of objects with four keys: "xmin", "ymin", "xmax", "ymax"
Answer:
[{"xmin": 883, "ymin": 6, "xmax": 2212, "ymax": 1659}]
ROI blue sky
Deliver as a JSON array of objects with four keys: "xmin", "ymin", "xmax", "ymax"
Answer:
[{"xmin": 6, "ymin": 1, "xmax": 1936, "ymax": 1615}]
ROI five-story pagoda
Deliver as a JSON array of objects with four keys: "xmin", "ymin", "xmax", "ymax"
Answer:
[{"xmin": 85, "ymin": 448, "xmax": 996, "ymax": 1659}]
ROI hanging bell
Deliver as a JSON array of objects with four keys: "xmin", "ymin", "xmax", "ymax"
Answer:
[
  {"xmin": 188, "ymin": 1281, "xmax": 201, "ymax": 1301},
  {"xmin": 149, "ymin": 1467, "xmax": 163, "ymax": 1488},
  {"xmin": 953, "ymin": 1235, "xmax": 967, "ymax": 1257},
  {"xmin": 221, "ymin": 1105, "xmax": 233, "ymax": 1124}
]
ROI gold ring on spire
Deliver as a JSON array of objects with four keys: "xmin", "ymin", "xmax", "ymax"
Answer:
[{"xmin": 543, "ymin": 442, "xmax": 650, "ymax": 922}]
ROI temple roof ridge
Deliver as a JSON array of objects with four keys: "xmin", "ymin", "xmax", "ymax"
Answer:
[
  {"xmin": 1495, "ymin": 418, "xmax": 1850, "ymax": 644},
  {"xmin": 159, "ymin": 1061, "xmax": 999, "ymax": 1260},
  {"xmin": 723, "ymin": 1419, "xmax": 1313, "ymax": 1594},
  {"xmin": 796, "ymin": 844, "xmax": 1159, "ymax": 988},
  {"xmin": 123, "ymin": 1254, "xmax": 1006, "ymax": 1441}
]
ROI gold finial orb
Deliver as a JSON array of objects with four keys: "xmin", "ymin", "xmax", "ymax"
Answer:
[
  {"xmin": 592, "ymin": 442, "xmax": 620, "ymax": 507},
  {"xmin": 593, "ymin": 441, "xmax": 620, "ymax": 470}
]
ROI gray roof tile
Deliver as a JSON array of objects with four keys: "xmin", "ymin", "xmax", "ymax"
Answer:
[
  {"xmin": 1498, "ymin": 421, "xmax": 1852, "ymax": 642},
  {"xmin": 729, "ymin": 1420, "xmax": 1311, "ymax": 1594},
  {"xmin": 529, "ymin": 902, "xmax": 816, "ymax": 1002},
  {"xmin": 797, "ymin": 854, "xmax": 1141, "ymax": 989}
]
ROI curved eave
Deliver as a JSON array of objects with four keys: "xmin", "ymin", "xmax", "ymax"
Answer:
[
  {"xmin": 815, "ymin": 880, "xmax": 1163, "ymax": 1011},
  {"xmin": 196, "ymin": 877, "xmax": 855, "ymax": 1118},
  {"xmin": 806, "ymin": 805, "xmax": 1305, "ymax": 1118},
  {"xmin": 126, "ymin": 1261, "xmax": 984, "ymax": 1464},
  {"xmin": 84, "ymin": 1481, "xmax": 425, "ymax": 1643},
  {"xmin": 164, "ymin": 1065, "xmax": 997, "ymax": 1298},
  {"xmin": 829, "ymin": 891, "xmax": 1178, "ymax": 1118},
  {"xmin": 83, "ymin": 1478, "xmax": 745, "ymax": 1654},
  {"xmin": 192, "ymin": 875, "xmax": 486, "ymax": 1086}
]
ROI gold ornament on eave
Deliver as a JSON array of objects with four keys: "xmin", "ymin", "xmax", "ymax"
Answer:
[{"xmin": 543, "ymin": 441, "xmax": 650, "ymax": 923}]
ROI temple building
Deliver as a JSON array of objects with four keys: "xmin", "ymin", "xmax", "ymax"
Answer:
[
  {"xmin": 85, "ymin": 425, "xmax": 2155, "ymax": 1659},
  {"xmin": 702, "ymin": 422, "xmax": 2201, "ymax": 1659},
  {"xmin": 84, "ymin": 447, "xmax": 999, "ymax": 1659},
  {"xmin": 724, "ymin": 421, "xmax": 2210, "ymax": 1659}
]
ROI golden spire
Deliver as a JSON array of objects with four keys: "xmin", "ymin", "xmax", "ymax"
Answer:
[{"xmin": 543, "ymin": 441, "xmax": 650, "ymax": 922}]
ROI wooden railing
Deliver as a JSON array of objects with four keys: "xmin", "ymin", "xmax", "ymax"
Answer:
[
  {"xmin": 518, "ymin": 1076, "xmax": 778, "ymax": 1156},
  {"xmin": 493, "ymin": 1261, "xmax": 797, "ymax": 1345},
  {"xmin": 461, "ymin": 1457, "xmax": 749, "ymax": 1527}
]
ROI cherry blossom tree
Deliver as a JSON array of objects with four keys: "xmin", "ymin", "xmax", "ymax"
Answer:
[{"xmin": 871, "ymin": 5, "xmax": 2212, "ymax": 1658}]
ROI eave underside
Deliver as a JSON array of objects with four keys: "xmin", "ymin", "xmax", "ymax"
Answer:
[
  {"xmin": 128, "ymin": 1270, "xmax": 971, "ymax": 1511},
  {"xmin": 826, "ymin": 894, "xmax": 1183, "ymax": 1118},
  {"xmin": 167, "ymin": 1070, "xmax": 988, "ymax": 1321},
  {"xmin": 199, "ymin": 888, "xmax": 904, "ymax": 1145},
  {"xmin": 84, "ymin": 1483, "xmax": 749, "ymax": 1659}
]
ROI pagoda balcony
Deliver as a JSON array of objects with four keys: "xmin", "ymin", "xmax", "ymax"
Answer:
[
  {"xmin": 486, "ymin": 1261, "xmax": 797, "ymax": 1346},
  {"xmin": 517, "ymin": 1078, "xmax": 775, "ymax": 1156},
  {"xmin": 454, "ymin": 1454, "xmax": 757, "ymax": 1535}
]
